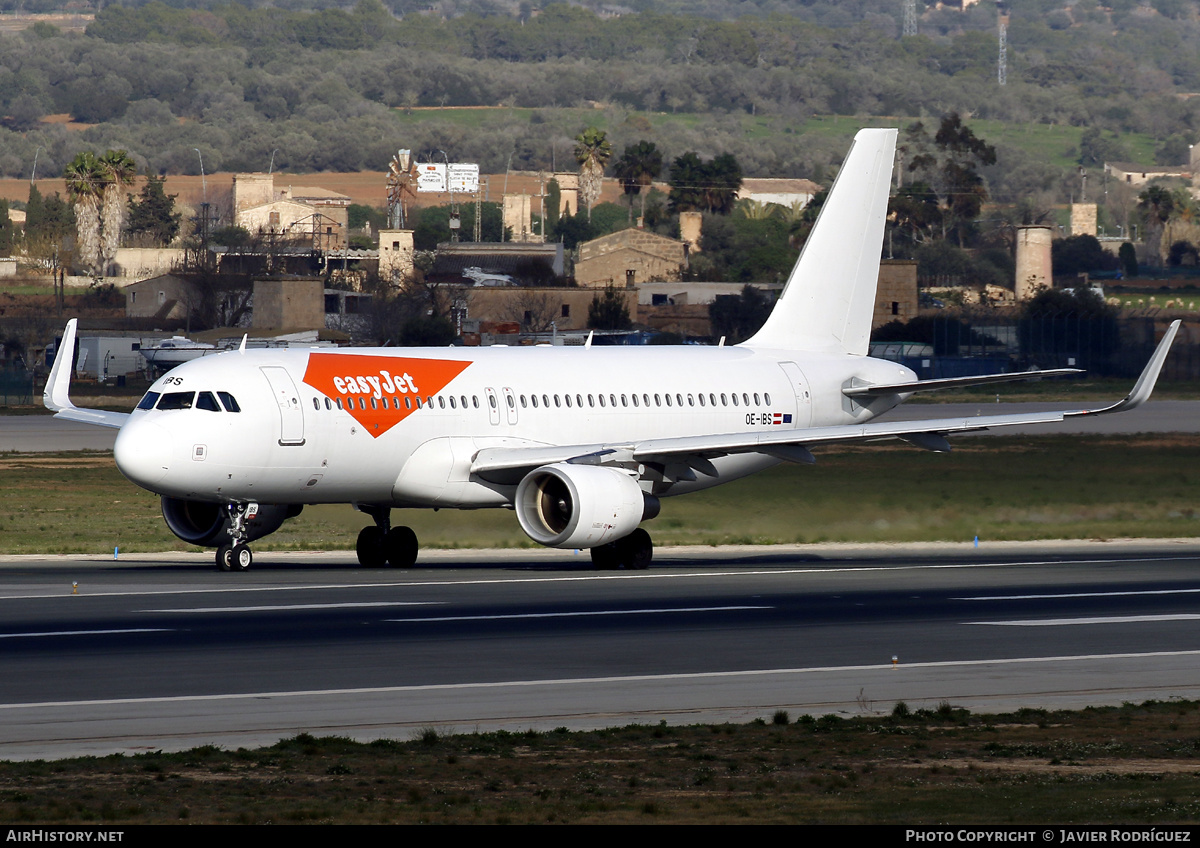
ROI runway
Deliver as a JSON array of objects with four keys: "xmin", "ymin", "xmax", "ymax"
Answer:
[{"xmin": 1, "ymin": 542, "xmax": 1199, "ymax": 761}]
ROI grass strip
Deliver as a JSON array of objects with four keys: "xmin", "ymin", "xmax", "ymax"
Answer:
[
  {"xmin": 1, "ymin": 435, "xmax": 1198, "ymax": 554},
  {"xmin": 3, "ymin": 700, "xmax": 1200, "ymax": 824}
]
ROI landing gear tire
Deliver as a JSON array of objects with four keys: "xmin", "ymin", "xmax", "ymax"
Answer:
[
  {"xmin": 590, "ymin": 543, "xmax": 619, "ymax": 570},
  {"xmin": 625, "ymin": 528, "xmax": 653, "ymax": 570},
  {"xmin": 384, "ymin": 526, "xmax": 418, "ymax": 568},
  {"xmin": 216, "ymin": 544, "xmax": 234, "ymax": 572},
  {"xmin": 356, "ymin": 525, "xmax": 387, "ymax": 568},
  {"xmin": 590, "ymin": 529, "xmax": 654, "ymax": 570},
  {"xmin": 233, "ymin": 544, "xmax": 252, "ymax": 571}
]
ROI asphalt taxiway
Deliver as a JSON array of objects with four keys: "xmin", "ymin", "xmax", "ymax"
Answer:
[{"xmin": 1, "ymin": 541, "xmax": 1199, "ymax": 760}]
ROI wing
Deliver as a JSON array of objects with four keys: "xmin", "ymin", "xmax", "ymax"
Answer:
[
  {"xmin": 471, "ymin": 321, "xmax": 1181, "ymax": 483},
  {"xmin": 43, "ymin": 319, "xmax": 131, "ymax": 431},
  {"xmin": 841, "ymin": 368, "xmax": 1082, "ymax": 398}
]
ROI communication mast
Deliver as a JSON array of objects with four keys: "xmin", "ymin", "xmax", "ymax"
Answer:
[
  {"xmin": 902, "ymin": 0, "xmax": 917, "ymax": 37},
  {"xmin": 998, "ymin": 3, "xmax": 1008, "ymax": 86}
]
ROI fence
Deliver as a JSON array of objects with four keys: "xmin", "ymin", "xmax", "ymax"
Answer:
[{"xmin": 872, "ymin": 312, "xmax": 1199, "ymax": 380}]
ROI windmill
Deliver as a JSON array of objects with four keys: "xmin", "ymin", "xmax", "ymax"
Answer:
[{"xmin": 386, "ymin": 149, "xmax": 416, "ymax": 229}]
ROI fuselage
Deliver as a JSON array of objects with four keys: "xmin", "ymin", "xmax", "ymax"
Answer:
[{"xmin": 113, "ymin": 342, "xmax": 916, "ymax": 509}]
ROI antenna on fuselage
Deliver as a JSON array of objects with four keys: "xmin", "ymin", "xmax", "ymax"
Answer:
[
  {"xmin": 238, "ymin": 334, "xmax": 247, "ymax": 354},
  {"xmin": 584, "ymin": 331, "xmax": 594, "ymax": 349}
]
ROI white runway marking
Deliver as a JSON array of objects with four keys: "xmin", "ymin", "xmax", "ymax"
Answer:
[
  {"xmin": 957, "ymin": 588, "xmax": 1200, "ymax": 601},
  {"xmin": 5, "ymin": 649, "xmax": 1200, "ymax": 711},
  {"xmin": 142, "ymin": 602, "xmax": 437, "ymax": 613},
  {"xmin": 966, "ymin": 614, "xmax": 1200, "ymax": 627},
  {"xmin": 384, "ymin": 605, "xmax": 769, "ymax": 623},
  {"xmin": 0, "ymin": 628, "xmax": 171, "ymax": 640},
  {"xmin": 3, "ymin": 555, "xmax": 1196, "ymax": 602}
]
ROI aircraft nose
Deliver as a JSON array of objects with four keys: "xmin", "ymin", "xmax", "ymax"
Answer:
[{"xmin": 114, "ymin": 419, "xmax": 172, "ymax": 489}]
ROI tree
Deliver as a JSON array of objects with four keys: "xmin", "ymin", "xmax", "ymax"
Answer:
[
  {"xmin": 587, "ymin": 284, "xmax": 631, "ymax": 330},
  {"xmin": 126, "ymin": 174, "xmax": 182, "ymax": 247},
  {"xmin": 1119, "ymin": 242, "xmax": 1139, "ymax": 277},
  {"xmin": 1137, "ymin": 185, "xmax": 1175, "ymax": 266},
  {"xmin": 0, "ymin": 201, "xmax": 16, "ymax": 257},
  {"xmin": 708, "ymin": 285, "xmax": 773, "ymax": 343},
  {"xmin": 902, "ymin": 114, "xmax": 996, "ymax": 247},
  {"xmin": 613, "ymin": 140, "xmax": 663, "ymax": 223},
  {"xmin": 1052, "ymin": 235, "xmax": 1120, "ymax": 276},
  {"xmin": 63, "ymin": 151, "xmax": 105, "ymax": 274},
  {"xmin": 98, "ymin": 150, "xmax": 137, "ymax": 267},
  {"xmin": 574, "ymin": 127, "xmax": 611, "ymax": 222},
  {"xmin": 668, "ymin": 151, "xmax": 743, "ymax": 214}
]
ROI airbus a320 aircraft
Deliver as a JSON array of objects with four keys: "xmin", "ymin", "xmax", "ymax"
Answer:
[{"xmin": 44, "ymin": 129, "xmax": 1181, "ymax": 571}]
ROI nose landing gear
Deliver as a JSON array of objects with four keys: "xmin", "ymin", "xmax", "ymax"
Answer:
[{"xmin": 215, "ymin": 502, "xmax": 257, "ymax": 572}]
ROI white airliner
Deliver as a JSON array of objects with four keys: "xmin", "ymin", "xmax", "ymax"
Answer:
[{"xmin": 44, "ymin": 129, "xmax": 1180, "ymax": 571}]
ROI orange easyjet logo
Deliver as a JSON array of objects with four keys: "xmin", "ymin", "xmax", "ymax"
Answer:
[{"xmin": 302, "ymin": 352, "xmax": 471, "ymax": 437}]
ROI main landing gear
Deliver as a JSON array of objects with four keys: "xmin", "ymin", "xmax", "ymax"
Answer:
[
  {"xmin": 590, "ymin": 528, "xmax": 653, "ymax": 570},
  {"xmin": 215, "ymin": 502, "xmax": 258, "ymax": 572},
  {"xmin": 355, "ymin": 505, "xmax": 419, "ymax": 568}
]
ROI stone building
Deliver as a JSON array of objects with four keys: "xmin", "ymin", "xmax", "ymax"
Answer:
[
  {"xmin": 574, "ymin": 229, "xmax": 688, "ymax": 288},
  {"xmin": 231, "ymin": 173, "xmax": 351, "ymax": 251}
]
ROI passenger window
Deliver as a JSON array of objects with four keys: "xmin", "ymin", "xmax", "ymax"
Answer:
[
  {"xmin": 554, "ymin": 395, "xmax": 561, "ymax": 407},
  {"xmin": 440, "ymin": 396, "xmax": 447, "ymax": 409},
  {"xmin": 631, "ymin": 394, "xmax": 638, "ymax": 407},
  {"xmin": 505, "ymin": 395, "xmax": 513, "ymax": 409},
  {"xmin": 137, "ymin": 391, "xmax": 160, "ymax": 410},
  {"xmin": 197, "ymin": 392, "xmax": 221, "ymax": 412},
  {"xmin": 731, "ymin": 394, "xmax": 738, "ymax": 406},
  {"xmin": 687, "ymin": 394, "xmax": 694, "ymax": 407},
  {"xmin": 765, "ymin": 392, "xmax": 771, "ymax": 405},
  {"xmin": 754, "ymin": 393, "xmax": 760, "ymax": 405},
  {"xmin": 157, "ymin": 391, "xmax": 194, "ymax": 410},
  {"xmin": 698, "ymin": 394, "xmax": 705, "ymax": 407},
  {"xmin": 449, "ymin": 396, "xmax": 457, "ymax": 409},
  {"xmin": 405, "ymin": 397, "xmax": 412, "ymax": 410},
  {"xmin": 336, "ymin": 398, "xmax": 344, "ymax": 410},
  {"xmin": 531, "ymin": 395, "xmax": 538, "ymax": 408},
  {"xmin": 599, "ymin": 395, "xmax": 606, "ymax": 408},
  {"xmin": 665, "ymin": 394, "xmax": 672, "ymax": 407},
  {"xmin": 620, "ymin": 394, "xmax": 626, "ymax": 407},
  {"xmin": 487, "ymin": 395, "xmax": 495, "ymax": 409},
  {"xmin": 325, "ymin": 398, "xmax": 332, "ymax": 410}
]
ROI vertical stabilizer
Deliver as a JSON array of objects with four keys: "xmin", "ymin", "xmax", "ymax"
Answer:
[{"xmin": 743, "ymin": 128, "xmax": 897, "ymax": 354}]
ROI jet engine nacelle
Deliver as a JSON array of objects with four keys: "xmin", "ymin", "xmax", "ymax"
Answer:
[
  {"xmin": 515, "ymin": 463, "xmax": 659, "ymax": 549},
  {"xmin": 160, "ymin": 497, "xmax": 302, "ymax": 547}
]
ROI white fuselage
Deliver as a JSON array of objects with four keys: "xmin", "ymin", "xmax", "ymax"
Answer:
[{"xmin": 112, "ymin": 343, "xmax": 916, "ymax": 509}]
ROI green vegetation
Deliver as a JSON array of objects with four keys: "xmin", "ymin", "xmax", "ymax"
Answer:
[
  {"xmin": 2, "ymin": 435, "xmax": 1198, "ymax": 556},
  {"xmin": 4, "ymin": 700, "xmax": 1200, "ymax": 823}
]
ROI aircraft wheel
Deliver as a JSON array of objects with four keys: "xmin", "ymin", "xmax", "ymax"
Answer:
[
  {"xmin": 625, "ymin": 528, "xmax": 653, "ymax": 570},
  {"xmin": 356, "ymin": 526, "xmax": 386, "ymax": 568},
  {"xmin": 384, "ymin": 526, "xmax": 419, "ymax": 568},
  {"xmin": 590, "ymin": 543, "xmax": 619, "ymax": 570},
  {"xmin": 233, "ymin": 544, "xmax": 252, "ymax": 571},
  {"xmin": 216, "ymin": 544, "xmax": 234, "ymax": 572}
]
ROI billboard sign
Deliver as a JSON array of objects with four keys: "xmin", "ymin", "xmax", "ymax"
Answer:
[
  {"xmin": 447, "ymin": 163, "xmax": 479, "ymax": 193},
  {"xmin": 416, "ymin": 163, "xmax": 446, "ymax": 193}
]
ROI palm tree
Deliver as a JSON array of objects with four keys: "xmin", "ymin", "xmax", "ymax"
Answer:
[
  {"xmin": 612, "ymin": 140, "xmax": 663, "ymax": 224},
  {"xmin": 64, "ymin": 152, "xmax": 105, "ymax": 274},
  {"xmin": 573, "ymin": 127, "xmax": 611, "ymax": 222},
  {"xmin": 98, "ymin": 150, "xmax": 137, "ymax": 269}
]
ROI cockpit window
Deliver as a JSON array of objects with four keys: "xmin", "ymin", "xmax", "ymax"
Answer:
[
  {"xmin": 196, "ymin": 392, "xmax": 221, "ymax": 412},
  {"xmin": 217, "ymin": 392, "xmax": 241, "ymax": 412},
  {"xmin": 136, "ymin": 391, "xmax": 160, "ymax": 410},
  {"xmin": 157, "ymin": 391, "xmax": 195, "ymax": 410}
]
